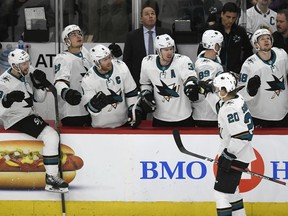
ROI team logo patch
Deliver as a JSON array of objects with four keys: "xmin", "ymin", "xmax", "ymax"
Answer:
[
  {"xmin": 266, "ymin": 75, "xmax": 285, "ymax": 99},
  {"xmin": 233, "ymin": 34, "xmax": 241, "ymax": 43},
  {"xmin": 155, "ymin": 80, "xmax": 179, "ymax": 102},
  {"xmin": 106, "ymin": 88, "xmax": 123, "ymax": 111}
]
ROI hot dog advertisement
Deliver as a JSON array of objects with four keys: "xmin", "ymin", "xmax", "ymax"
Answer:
[
  {"xmin": 0, "ymin": 132, "xmax": 287, "ymax": 204},
  {"xmin": 0, "ymin": 140, "xmax": 84, "ymax": 189}
]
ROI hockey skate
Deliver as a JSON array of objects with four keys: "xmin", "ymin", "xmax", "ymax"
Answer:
[{"xmin": 45, "ymin": 174, "xmax": 69, "ymax": 193}]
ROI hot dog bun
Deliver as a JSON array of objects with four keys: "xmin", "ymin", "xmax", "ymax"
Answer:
[
  {"xmin": 0, "ymin": 171, "xmax": 76, "ymax": 189},
  {"xmin": 0, "ymin": 140, "xmax": 83, "ymax": 189}
]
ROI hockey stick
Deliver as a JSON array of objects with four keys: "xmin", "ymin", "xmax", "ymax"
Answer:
[
  {"xmin": 172, "ymin": 129, "xmax": 287, "ymax": 187},
  {"xmin": 47, "ymin": 84, "xmax": 66, "ymax": 216},
  {"xmin": 130, "ymin": 96, "xmax": 142, "ymax": 127}
]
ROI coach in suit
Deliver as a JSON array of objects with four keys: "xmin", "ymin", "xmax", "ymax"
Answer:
[{"xmin": 123, "ymin": 0, "xmax": 171, "ymax": 88}]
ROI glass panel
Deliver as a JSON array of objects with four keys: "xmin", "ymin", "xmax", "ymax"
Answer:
[
  {"xmin": 0, "ymin": 0, "xmax": 55, "ymax": 42},
  {"xmin": 78, "ymin": 0, "xmax": 132, "ymax": 43},
  {"xmin": 0, "ymin": 0, "xmax": 257, "ymax": 44}
]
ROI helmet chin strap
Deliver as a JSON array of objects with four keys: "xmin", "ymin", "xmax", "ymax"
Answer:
[
  {"xmin": 214, "ymin": 47, "xmax": 221, "ymax": 55},
  {"xmin": 13, "ymin": 64, "xmax": 25, "ymax": 77}
]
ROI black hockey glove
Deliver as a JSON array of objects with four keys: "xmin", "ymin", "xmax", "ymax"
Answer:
[
  {"xmin": 88, "ymin": 91, "xmax": 108, "ymax": 112},
  {"xmin": 2, "ymin": 91, "xmax": 25, "ymax": 108},
  {"xmin": 184, "ymin": 76, "xmax": 199, "ymax": 102},
  {"xmin": 198, "ymin": 79, "xmax": 215, "ymax": 96},
  {"xmin": 140, "ymin": 90, "xmax": 156, "ymax": 113},
  {"xmin": 218, "ymin": 148, "xmax": 236, "ymax": 172},
  {"xmin": 128, "ymin": 104, "xmax": 142, "ymax": 128},
  {"xmin": 247, "ymin": 75, "xmax": 261, "ymax": 96},
  {"xmin": 30, "ymin": 69, "xmax": 51, "ymax": 89},
  {"xmin": 61, "ymin": 88, "xmax": 82, "ymax": 105},
  {"xmin": 108, "ymin": 42, "xmax": 122, "ymax": 58}
]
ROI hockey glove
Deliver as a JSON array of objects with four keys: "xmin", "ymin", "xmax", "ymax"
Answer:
[
  {"xmin": 247, "ymin": 75, "xmax": 261, "ymax": 96},
  {"xmin": 30, "ymin": 69, "xmax": 51, "ymax": 89},
  {"xmin": 140, "ymin": 90, "xmax": 156, "ymax": 113},
  {"xmin": 88, "ymin": 91, "xmax": 108, "ymax": 113},
  {"xmin": 218, "ymin": 148, "xmax": 236, "ymax": 172},
  {"xmin": 61, "ymin": 88, "xmax": 82, "ymax": 105},
  {"xmin": 198, "ymin": 79, "xmax": 215, "ymax": 96},
  {"xmin": 184, "ymin": 76, "xmax": 199, "ymax": 102},
  {"xmin": 128, "ymin": 104, "xmax": 142, "ymax": 128},
  {"xmin": 108, "ymin": 42, "xmax": 122, "ymax": 58},
  {"xmin": 2, "ymin": 91, "xmax": 25, "ymax": 108}
]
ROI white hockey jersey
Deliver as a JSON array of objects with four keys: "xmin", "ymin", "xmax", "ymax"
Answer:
[
  {"xmin": 239, "ymin": 48, "xmax": 288, "ymax": 120},
  {"xmin": 217, "ymin": 94, "xmax": 256, "ymax": 163},
  {"xmin": 81, "ymin": 59, "xmax": 138, "ymax": 128},
  {"xmin": 246, "ymin": 5, "xmax": 277, "ymax": 38},
  {"xmin": 193, "ymin": 51, "xmax": 223, "ymax": 121},
  {"xmin": 0, "ymin": 66, "xmax": 47, "ymax": 129},
  {"xmin": 54, "ymin": 47, "xmax": 92, "ymax": 120},
  {"xmin": 140, "ymin": 54, "xmax": 196, "ymax": 122}
]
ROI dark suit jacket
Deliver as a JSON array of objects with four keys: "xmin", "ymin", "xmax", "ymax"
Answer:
[
  {"xmin": 123, "ymin": 27, "xmax": 171, "ymax": 88},
  {"xmin": 272, "ymin": 31, "xmax": 288, "ymax": 54}
]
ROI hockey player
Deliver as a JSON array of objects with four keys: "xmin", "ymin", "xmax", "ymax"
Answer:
[
  {"xmin": 139, "ymin": 34, "xmax": 198, "ymax": 127},
  {"xmin": 0, "ymin": 49, "xmax": 68, "ymax": 193},
  {"xmin": 54, "ymin": 24, "xmax": 93, "ymax": 126},
  {"xmin": 193, "ymin": 29, "xmax": 224, "ymax": 127},
  {"xmin": 81, "ymin": 44, "xmax": 142, "ymax": 128},
  {"xmin": 244, "ymin": 0, "xmax": 277, "ymax": 39},
  {"xmin": 239, "ymin": 28, "xmax": 288, "ymax": 127},
  {"xmin": 213, "ymin": 72, "xmax": 256, "ymax": 216}
]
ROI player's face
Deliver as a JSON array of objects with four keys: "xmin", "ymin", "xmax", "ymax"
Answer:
[
  {"xmin": 68, "ymin": 30, "xmax": 83, "ymax": 48},
  {"xmin": 160, "ymin": 47, "xmax": 174, "ymax": 63},
  {"xmin": 257, "ymin": 35, "xmax": 272, "ymax": 51},
  {"xmin": 216, "ymin": 87, "xmax": 228, "ymax": 100},
  {"xmin": 276, "ymin": 13, "xmax": 288, "ymax": 34},
  {"xmin": 141, "ymin": 7, "xmax": 156, "ymax": 29},
  {"xmin": 99, "ymin": 55, "xmax": 112, "ymax": 72},
  {"xmin": 221, "ymin": 11, "xmax": 237, "ymax": 30},
  {"xmin": 18, "ymin": 61, "xmax": 30, "ymax": 75}
]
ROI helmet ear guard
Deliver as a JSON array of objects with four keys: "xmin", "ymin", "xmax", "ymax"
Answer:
[{"xmin": 90, "ymin": 44, "xmax": 111, "ymax": 69}]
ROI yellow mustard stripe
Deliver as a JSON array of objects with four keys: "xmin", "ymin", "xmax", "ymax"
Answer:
[{"xmin": 0, "ymin": 201, "xmax": 287, "ymax": 216}]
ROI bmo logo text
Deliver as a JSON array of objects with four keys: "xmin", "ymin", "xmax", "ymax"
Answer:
[{"xmin": 140, "ymin": 148, "xmax": 287, "ymax": 192}]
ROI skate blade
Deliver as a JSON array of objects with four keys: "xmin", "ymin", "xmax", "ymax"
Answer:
[{"xmin": 45, "ymin": 185, "xmax": 69, "ymax": 193}]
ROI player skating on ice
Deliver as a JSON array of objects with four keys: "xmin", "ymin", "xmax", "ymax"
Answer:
[
  {"xmin": 213, "ymin": 72, "xmax": 256, "ymax": 216},
  {"xmin": 0, "ymin": 49, "xmax": 68, "ymax": 193}
]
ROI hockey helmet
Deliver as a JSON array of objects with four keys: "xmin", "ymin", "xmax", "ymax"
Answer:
[
  {"xmin": 213, "ymin": 72, "xmax": 237, "ymax": 93},
  {"xmin": 202, "ymin": 30, "xmax": 223, "ymax": 53},
  {"xmin": 61, "ymin": 24, "xmax": 82, "ymax": 46},
  {"xmin": 8, "ymin": 48, "xmax": 30, "ymax": 68},
  {"xmin": 251, "ymin": 28, "xmax": 273, "ymax": 49},
  {"xmin": 90, "ymin": 44, "xmax": 111, "ymax": 66},
  {"xmin": 154, "ymin": 34, "xmax": 175, "ymax": 55}
]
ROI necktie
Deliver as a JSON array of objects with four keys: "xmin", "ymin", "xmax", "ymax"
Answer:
[{"xmin": 148, "ymin": 30, "xmax": 154, "ymax": 55}]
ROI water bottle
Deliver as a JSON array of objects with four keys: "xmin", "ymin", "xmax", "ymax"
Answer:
[{"xmin": 18, "ymin": 37, "xmax": 24, "ymax": 50}]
